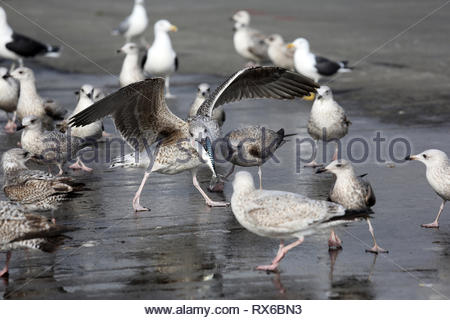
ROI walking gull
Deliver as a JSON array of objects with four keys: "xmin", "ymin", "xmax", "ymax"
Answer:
[
  {"xmin": 306, "ymin": 86, "xmax": 351, "ymax": 167},
  {"xmin": 142, "ymin": 20, "xmax": 178, "ymax": 98},
  {"xmin": 189, "ymin": 83, "xmax": 225, "ymax": 127},
  {"xmin": 287, "ymin": 38, "xmax": 352, "ymax": 82},
  {"xmin": 231, "ymin": 171, "xmax": 369, "ymax": 271},
  {"xmin": 265, "ymin": 34, "xmax": 295, "ymax": 71},
  {"xmin": 231, "ymin": 10, "xmax": 269, "ymax": 64},
  {"xmin": 316, "ymin": 159, "xmax": 388, "ymax": 253},
  {"xmin": 0, "ymin": 66, "xmax": 18, "ymax": 133},
  {"xmin": 0, "ymin": 200, "xmax": 68, "ymax": 277},
  {"xmin": 118, "ymin": 43, "xmax": 145, "ymax": 87},
  {"xmin": 112, "ymin": 0, "xmax": 148, "ymax": 45},
  {"xmin": 2, "ymin": 148, "xmax": 85, "ymax": 212},
  {"xmin": 0, "ymin": 7, "xmax": 61, "ymax": 66},
  {"xmin": 69, "ymin": 66, "xmax": 318, "ymax": 212},
  {"xmin": 405, "ymin": 149, "xmax": 450, "ymax": 228}
]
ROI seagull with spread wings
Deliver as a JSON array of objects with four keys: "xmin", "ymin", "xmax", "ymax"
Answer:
[{"xmin": 70, "ymin": 67, "xmax": 318, "ymax": 212}]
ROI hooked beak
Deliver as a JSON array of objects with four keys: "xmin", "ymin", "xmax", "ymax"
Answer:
[
  {"xmin": 315, "ymin": 167, "xmax": 327, "ymax": 174},
  {"xmin": 16, "ymin": 123, "xmax": 25, "ymax": 131},
  {"xmin": 87, "ymin": 92, "xmax": 93, "ymax": 99},
  {"xmin": 286, "ymin": 43, "xmax": 295, "ymax": 49},
  {"xmin": 74, "ymin": 90, "xmax": 79, "ymax": 95},
  {"xmin": 116, "ymin": 49, "xmax": 122, "ymax": 54},
  {"xmin": 2, "ymin": 73, "xmax": 11, "ymax": 79},
  {"xmin": 169, "ymin": 25, "xmax": 178, "ymax": 32},
  {"xmin": 316, "ymin": 94, "xmax": 323, "ymax": 100},
  {"xmin": 405, "ymin": 155, "xmax": 418, "ymax": 161}
]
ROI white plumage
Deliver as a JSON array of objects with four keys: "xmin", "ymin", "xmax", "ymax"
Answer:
[
  {"xmin": 0, "ymin": 66, "xmax": 18, "ymax": 133},
  {"xmin": 118, "ymin": 42, "xmax": 145, "ymax": 87},
  {"xmin": 112, "ymin": 0, "xmax": 148, "ymax": 44}
]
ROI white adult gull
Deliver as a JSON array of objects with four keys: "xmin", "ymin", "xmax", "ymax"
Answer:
[
  {"xmin": 189, "ymin": 83, "xmax": 225, "ymax": 127},
  {"xmin": 118, "ymin": 42, "xmax": 145, "ymax": 87},
  {"xmin": 406, "ymin": 149, "xmax": 450, "ymax": 228},
  {"xmin": 0, "ymin": 7, "xmax": 61, "ymax": 66},
  {"xmin": 0, "ymin": 66, "xmax": 18, "ymax": 133},
  {"xmin": 288, "ymin": 38, "xmax": 351, "ymax": 82},
  {"xmin": 112, "ymin": 0, "xmax": 148, "ymax": 45},
  {"xmin": 142, "ymin": 19, "xmax": 178, "ymax": 98},
  {"xmin": 231, "ymin": 171, "xmax": 369, "ymax": 271},
  {"xmin": 69, "ymin": 66, "xmax": 318, "ymax": 212}
]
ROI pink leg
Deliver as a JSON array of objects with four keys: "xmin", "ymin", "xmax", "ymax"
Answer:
[
  {"xmin": 422, "ymin": 200, "xmax": 446, "ymax": 228},
  {"xmin": 332, "ymin": 142, "xmax": 339, "ymax": 161},
  {"xmin": 192, "ymin": 169, "xmax": 229, "ymax": 207},
  {"xmin": 328, "ymin": 229, "xmax": 343, "ymax": 250},
  {"xmin": 56, "ymin": 163, "xmax": 64, "ymax": 176},
  {"xmin": 257, "ymin": 238, "xmax": 304, "ymax": 271},
  {"xmin": 102, "ymin": 131, "xmax": 112, "ymax": 138},
  {"xmin": 4, "ymin": 119, "xmax": 17, "ymax": 133},
  {"xmin": 69, "ymin": 158, "xmax": 83, "ymax": 170},
  {"xmin": 304, "ymin": 140, "xmax": 322, "ymax": 168},
  {"xmin": 365, "ymin": 219, "xmax": 388, "ymax": 254},
  {"xmin": 0, "ymin": 252, "xmax": 11, "ymax": 277},
  {"xmin": 133, "ymin": 172, "xmax": 151, "ymax": 212}
]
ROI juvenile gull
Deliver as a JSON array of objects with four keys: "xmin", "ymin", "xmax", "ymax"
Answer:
[
  {"xmin": 10, "ymin": 67, "xmax": 66, "ymax": 129},
  {"xmin": 231, "ymin": 171, "xmax": 368, "ymax": 271},
  {"xmin": 70, "ymin": 66, "xmax": 318, "ymax": 211},
  {"xmin": 18, "ymin": 116, "xmax": 91, "ymax": 175},
  {"xmin": 306, "ymin": 86, "xmax": 350, "ymax": 167},
  {"xmin": 288, "ymin": 38, "xmax": 352, "ymax": 82},
  {"xmin": 316, "ymin": 160, "xmax": 388, "ymax": 253},
  {"xmin": 405, "ymin": 149, "xmax": 450, "ymax": 228},
  {"xmin": 265, "ymin": 34, "xmax": 295, "ymax": 71},
  {"xmin": 231, "ymin": 10, "xmax": 269, "ymax": 64},
  {"xmin": 112, "ymin": 0, "xmax": 149, "ymax": 45},
  {"xmin": 118, "ymin": 42, "xmax": 145, "ymax": 87},
  {"xmin": 0, "ymin": 201, "xmax": 68, "ymax": 277},
  {"xmin": 0, "ymin": 66, "xmax": 18, "ymax": 133},
  {"xmin": 189, "ymin": 83, "xmax": 225, "ymax": 127},
  {"xmin": 142, "ymin": 20, "xmax": 178, "ymax": 98},
  {"xmin": 0, "ymin": 7, "xmax": 61, "ymax": 66}
]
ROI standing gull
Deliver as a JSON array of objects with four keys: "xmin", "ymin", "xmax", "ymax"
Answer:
[
  {"xmin": 306, "ymin": 86, "xmax": 350, "ymax": 167},
  {"xmin": 316, "ymin": 160, "xmax": 388, "ymax": 253},
  {"xmin": 2, "ymin": 148, "xmax": 84, "ymax": 212},
  {"xmin": 189, "ymin": 83, "xmax": 225, "ymax": 127},
  {"xmin": 265, "ymin": 34, "xmax": 295, "ymax": 71},
  {"xmin": 10, "ymin": 67, "xmax": 66, "ymax": 129},
  {"xmin": 142, "ymin": 20, "xmax": 178, "ymax": 98},
  {"xmin": 287, "ymin": 38, "xmax": 351, "ymax": 82},
  {"xmin": 0, "ymin": 201, "xmax": 68, "ymax": 277},
  {"xmin": 0, "ymin": 7, "xmax": 61, "ymax": 66},
  {"xmin": 118, "ymin": 43, "xmax": 145, "ymax": 87},
  {"xmin": 112, "ymin": 0, "xmax": 148, "ymax": 45},
  {"xmin": 0, "ymin": 66, "xmax": 18, "ymax": 133},
  {"xmin": 70, "ymin": 66, "xmax": 318, "ymax": 212},
  {"xmin": 231, "ymin": 10, "xmax": 269, "ymax": 64},
  {"xmin": 231, "ymin": 171, "xmax": 369, "ymax": 271},
  {"xmin": 405, "ymin": 149, "xmax": 450, "ymax": 228}
]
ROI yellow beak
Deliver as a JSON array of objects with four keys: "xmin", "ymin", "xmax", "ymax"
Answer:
[
  {"xmin": 170, "ymin": 25, "xmax": 178, "ymax": 32},
  {"xmin": 302, "ymin": 92, "xmax": 315, "ymax": 101},
  {"xmin": 287, "ymin": 43, "xmax": 295, "ymax": 49}
]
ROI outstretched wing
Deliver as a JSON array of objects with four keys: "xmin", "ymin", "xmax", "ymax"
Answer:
[
  {"xmin": 197, "ymin": 66, "xmax": 319, "ymax": 118},
  {"xmin": 69, "ymin": 79, "xmax": 186, "ymax": 151}
]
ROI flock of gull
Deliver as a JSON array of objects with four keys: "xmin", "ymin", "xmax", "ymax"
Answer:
[{"xmin": 0, "ymin": 0, "xmax": 449, "ymax": 276}]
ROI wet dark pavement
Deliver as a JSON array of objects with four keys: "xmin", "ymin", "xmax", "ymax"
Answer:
[{"xmin": 1, "ymin": 66, "xmax": 450, "ymax": 299}]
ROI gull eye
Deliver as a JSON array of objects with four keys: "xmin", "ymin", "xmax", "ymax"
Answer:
[
  {"xmin": 19, "ymin": 71, "xmax": 23, "ymax": 74},
  {"xmin": 336, "ymin": 164, "xmax": 342, "ymax": 168},
  {"xmin": 423, "ymin": 154, "xmax": 427, "ymax": 159}
]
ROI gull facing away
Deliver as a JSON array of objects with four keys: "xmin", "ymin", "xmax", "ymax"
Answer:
[
  {"xmin": 18, "ymin": 116, "xmax": 92, "ymax": 176},
  {"xmin": 316, "ymin": 160, "xmax": 388, "ymax": 253},
  {"xmin": 405, "ymin": 149, "xmax": 450, "ymax": 228},
  {"xmin": 69, "ymin": 66, "xmax": 319, "ymax": 212},
  {"xmin": 231, "ymin": 10, "xmax": 269, "ymax": 64},
  {"xmin": 142, "ymin": 20, "xmax": 178, "ymax": 98},
  {"xmin": 2, "ymin": 148, "xmax": 84, "ymax": 212},
  {"xmin": 10, "ymin": 67, "xmax": 66, "ymax": 130},
  {"xmin": 0, "ymin": 7, "xmax": 61, "ymax": 66},
  {"xmin": 231, "ymin": 171, "xmax": 369, "ymax": 271},
  {"xmin": 189, "ymin": 83, "xmax": 225, "ymax": 127},
  {"xmin": 112, "ymin": 0, "xmax": 148, "ymax": 45},
  {"xmin": 0, "ymin": 66, "xmax": 18, "ymax": 133},
  {"xmin": 265, "ymin": 34, "xmax": 295, "ymax": 71},
  {"xmin": 307, "ymin": 86, "xmax": 351, "ymax": 167},
  {"xmin": 118, "ymin": 43, "xmax": 145, "ymax": 87},
  {"xmin": 288, "ymin": 38, "xmax": 352, "ymax": 82},
  {"xmin": 0, "ymin": 201, "xmax": 68, "ymax": 277}
]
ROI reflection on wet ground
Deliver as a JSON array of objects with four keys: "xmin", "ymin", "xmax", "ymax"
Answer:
[{"xmin": 0, "ymin": 65, "xmax": 449, "ymax": 299}]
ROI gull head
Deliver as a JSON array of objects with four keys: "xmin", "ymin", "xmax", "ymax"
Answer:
[
  {"xmin": 197, "ymin": 83, "xmax": 210, "ymax": 99},
  {"xmin": 287, "ymin": 38, "xmax": 310, "ymax": 53},
  {"xmin": 10, "ymin": 67, "xmax": 35, "ymax": 82},
  {"xmin": 92, "ymin": 87, "xmax": 106, "ymax": 102},
  {"xmin": 17, "ymin": 115, "xmax": 41, "ymax": 131},
  {"xmin": 2, "ymin": 148, "xmax": 31, "ymax": 171},
  {"xmin": 265, "ymin": 34, "xmax": 284, "ymax": 46},
  {"xmin": 75, "ymin": 84, "xmax": 94, "ymax": 101},
  {"xmin": 232, "ymin": 10, "xmax": 250, "ymax": 26},
  {"xmin": 233, "ymin": 171, "xmax": 256, "ymax": 194},
  {"xmin": 316, "ymin": 86, "xmax": 333, "ymax": 101},
  {"xmin": 155, "ymin": 19, "xmax": 177, "ymax": 33},
  {"xmin": 316, "ymin": 159, "xmax": 354, "ymax": 176},
  {"xmin": 117, "ymin": 42, "xmax": 139, "ymax": 55},
  {"xmin": 405, "ymin": 149, "xmax": 449, "ymax": 167}
]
